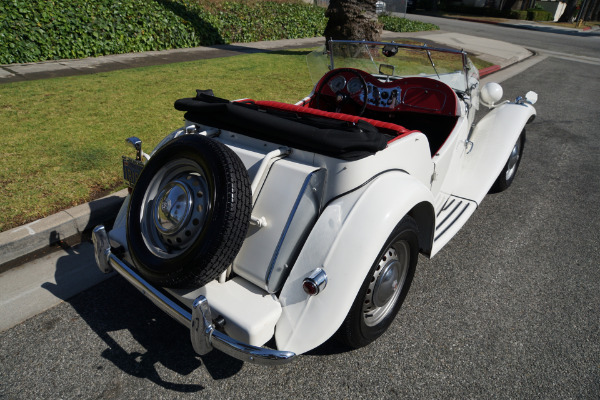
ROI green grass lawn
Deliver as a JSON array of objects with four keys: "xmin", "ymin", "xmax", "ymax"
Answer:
[
  {"xmin": 0, "ymin": 47, "xmax": 492, "ymax": 232},
  {"xmin": 0, "ymin": 50, "xmax": 315, "ymax": 232}
]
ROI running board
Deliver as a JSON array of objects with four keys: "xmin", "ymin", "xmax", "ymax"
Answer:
[{"xmin": 430, "ymin": 195, "xmax": 477, "ymax": 257}]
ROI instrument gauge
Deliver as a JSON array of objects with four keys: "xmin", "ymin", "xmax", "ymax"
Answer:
[
  {"xmin": 328, "ymin": 76, "xmax": 346, "ymax": 92},
  {"xmin": 347, "ymin": 78, "xmax": 363, "ymax": 94}
]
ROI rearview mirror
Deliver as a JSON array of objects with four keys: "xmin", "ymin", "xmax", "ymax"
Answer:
[
  {"xmin": 382, "ymin": 45, "xmax": 398, "ymax": 57},
  {"xmin": 379, "ymin": 64, "xmax": 395, "ymax": 76}
]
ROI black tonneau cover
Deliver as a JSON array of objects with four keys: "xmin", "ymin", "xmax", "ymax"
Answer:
[{"xmin": 174, "ymin": 92, "xmax": 389, "ymax": 161}]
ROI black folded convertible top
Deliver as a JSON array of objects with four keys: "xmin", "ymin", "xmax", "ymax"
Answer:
[{"xmin": 174, "ymin": 92, "xmax": 389, "ymax": 161}]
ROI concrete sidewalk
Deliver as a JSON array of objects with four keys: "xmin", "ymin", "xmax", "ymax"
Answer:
[
  {"xmin": 454, "ymin": 16, "xmax": 600, "ymax": 35},
  {"xmin": 0, "ymin": 31, "xmax": 534, "ymax": 272}
]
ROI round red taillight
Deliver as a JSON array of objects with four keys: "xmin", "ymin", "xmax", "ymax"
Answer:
[
  {"xmin": 302, "ymin": 268, "xmax": 327, "ymax": 296},
  {"xmin": 302, "ymin": 280, "xmax": 319, "ymax": 295}
]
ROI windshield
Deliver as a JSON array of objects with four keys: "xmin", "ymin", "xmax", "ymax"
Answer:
[{"xmin": 307, "ymin": 40, "xmax": 473, "ymax": 93}]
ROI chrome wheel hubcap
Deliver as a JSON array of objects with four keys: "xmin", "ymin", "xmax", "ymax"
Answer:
[
  {"xmin": 363, "ymin": 241, "xmax": 409, "ymax": 327},
  {"xmin": 154, "ymin": 181, "xmax": 193, "ymax": 234},
  {"xmin": 139, "ymin": 160, "xmax": 210, "ymax": 258}
]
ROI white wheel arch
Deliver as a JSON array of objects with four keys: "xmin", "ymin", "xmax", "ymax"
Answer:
[{"xmin": 275, "ymin": 170, "xmax": 434, "ymax": 354}]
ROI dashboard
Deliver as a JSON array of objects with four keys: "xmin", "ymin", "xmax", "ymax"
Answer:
[{"xmin": 316, "ymin": 68, "xmax": 458, "ymax": 116}]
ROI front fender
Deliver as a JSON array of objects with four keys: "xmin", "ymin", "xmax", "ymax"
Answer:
[
  {"xmin": 275, "ymin": 170, "xmax": 434, "ymax": 354},
  {"xmin": 454, "ymin": 102, "xmax": 536, "ymax": 203}
]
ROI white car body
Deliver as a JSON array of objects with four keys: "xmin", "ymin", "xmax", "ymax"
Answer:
[{"xmin": 93, "ymin": 40, "xmax": 537, "ymax": 365}]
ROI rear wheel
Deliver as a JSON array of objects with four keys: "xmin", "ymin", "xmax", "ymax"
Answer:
[
  {"xmin": 337, "ymin": 216, "xmax": 419, "ymax": 349},
  {"xmin": 490, "ymin": 130, "xmax": 526, "ymax": 193},
  {"xmin": 126, "ymin": 134, "xmax": 251, "ymax": 289}
]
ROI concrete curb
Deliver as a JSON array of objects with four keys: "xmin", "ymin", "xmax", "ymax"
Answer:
[
  {"xmin": 479, "ymin": 65, "xmax": 502, "ymax": 76},
  {"xmin": 0, "ymin": 189, "xmax": 128, "ymax": 272}
]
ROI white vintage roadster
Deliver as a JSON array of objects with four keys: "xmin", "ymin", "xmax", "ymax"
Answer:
[{"xmin": 93, "ymin": 39, "xmax": 537, "ymax": 365}]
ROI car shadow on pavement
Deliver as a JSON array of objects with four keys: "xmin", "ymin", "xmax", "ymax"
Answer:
[{"xmin": 42, "ymin": 245, "xmax": 244, "ymax": 390}]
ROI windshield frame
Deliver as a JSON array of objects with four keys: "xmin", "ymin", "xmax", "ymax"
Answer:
[{"xmin": 325, "ymin": 39, "xmax": 471, "ymax": 93}]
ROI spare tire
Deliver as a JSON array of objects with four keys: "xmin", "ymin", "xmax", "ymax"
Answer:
[{"xmin": 126, "ymin": 134, "xmax": 251, "ymax": 289}]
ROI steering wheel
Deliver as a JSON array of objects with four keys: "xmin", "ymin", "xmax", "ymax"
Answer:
[{"xmin": 314, "ymin": 68, "xmax": 368, "ymax": 116}]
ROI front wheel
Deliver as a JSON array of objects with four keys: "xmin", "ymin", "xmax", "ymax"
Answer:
[
  {"xmin": 490, "ymin": 129, "xmax": 526, "ymax": 193},
  {"xmin": 337, "ymin": 216, "xmax": 419, "ymax": 349}
]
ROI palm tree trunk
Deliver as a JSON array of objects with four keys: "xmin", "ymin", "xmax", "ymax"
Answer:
[
  {"xmin": 324, "ymin": 0, "xmax": 382, "ymax": 41},
  {"xmin": 558, "ymin": 0, "xmax": 578, "ymax": 22}
]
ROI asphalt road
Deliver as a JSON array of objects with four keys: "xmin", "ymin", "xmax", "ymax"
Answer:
[
  {"xmin": 407, "ymin": 14, "xmax": 600, "ymax": 57},
  {"xmin": 2, "ymin": 28, "xmax": 600, "ymax": 399}
]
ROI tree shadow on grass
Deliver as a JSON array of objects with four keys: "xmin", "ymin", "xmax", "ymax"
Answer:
[
  {"xmin": 207, "ymin": 44, "xmax": 320, "ymax": 57},
  {"xmin": 153, "ymin": 0, "xmax": 224, "ymax": 45}
]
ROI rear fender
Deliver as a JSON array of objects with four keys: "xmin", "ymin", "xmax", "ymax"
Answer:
[{"xmin": 275, "ymin": 171, "xmax": 434, "ymax": 354}]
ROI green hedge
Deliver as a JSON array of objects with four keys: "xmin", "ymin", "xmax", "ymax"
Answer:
[
  {"xmin": 526, "ymin": 8, "xmax": 553, "ymax": 21},
  {"xmin": 510, "ymin": 8, "xmax": 552, "ymax": 21},
  {"xmin": 209, "ymin": 2, "xmax": 326, "ymax": 43},
  {"xmin": 0, "ymin": 0, "xmax": 215, "ymax": 63},
  {"xmin": 379, "ymin": 14, "xmax": 439, "ymax": 32},
  {"xmin": 510, "ymin": 10, "xmax": 529, "ymax": 20},
  {"xmin": 0, "ymin": 0, "xmax": 438, "ymax": 64},
  {"xmin": 0, "ymin": 0, "xmax": 326, "ymax": 64}
]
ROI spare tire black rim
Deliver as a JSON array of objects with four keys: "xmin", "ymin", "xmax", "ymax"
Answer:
[{"xmin": 140, "ymin": 159, "xmax": 211, "ymax": 259}]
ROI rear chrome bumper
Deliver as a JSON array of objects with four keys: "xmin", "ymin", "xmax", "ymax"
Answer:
[{"xmin": 92, "ymin": 225, "xmax": 296, "ymax": 366}]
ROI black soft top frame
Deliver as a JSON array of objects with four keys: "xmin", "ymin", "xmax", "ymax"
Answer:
[{"xmin": 174, "ymin": 91, "xmax": 390, "ymax": 161}]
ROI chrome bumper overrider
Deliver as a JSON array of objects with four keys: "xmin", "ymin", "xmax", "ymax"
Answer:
[{"xmin": 92, "ymin": 225, "xmax": 296, "ymax": 366}]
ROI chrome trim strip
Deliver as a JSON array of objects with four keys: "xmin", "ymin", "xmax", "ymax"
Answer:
[
  {"xmin": 265, "ymin": 170, "xmax": 315, "ymax": 290},
  {"xmin": 92, "ymin": 225, "xmax": 296, "ymax": 366},
  {"xmin": 434, "ymin": 203, "xmax": 470, "ymax": 242},
  {"xmin": 436, "ymin": 197, "xmax": 455, "ymax": 218},
  {"xmin": 436, "ymin": 200, "xmax": 463, "ymax": 231},
  {"xmin": 250, "ymin": 147, "xmax": 291, "ymax": 198}
]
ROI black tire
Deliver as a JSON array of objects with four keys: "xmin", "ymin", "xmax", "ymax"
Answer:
[
  {"xmin": 490, "ymin": 129, "xmax": 526, "ymax": 193},
  {"xmin": 337, "ymin": 216, "xmax": 419, "ymax": 349},
  {"xmin": 126, "ymin": 134, "xmax": 251, "ymax": 289}
]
